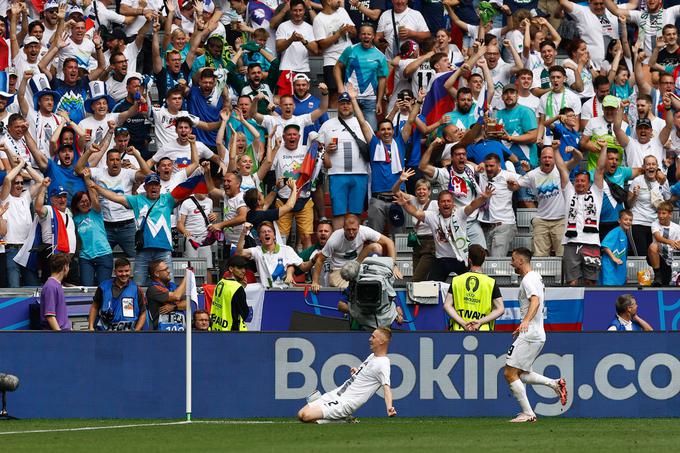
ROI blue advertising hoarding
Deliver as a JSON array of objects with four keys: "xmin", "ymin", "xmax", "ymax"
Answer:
[{"xmin": 0, "ymin": 332, "xmax": 678, "ymax": 419}]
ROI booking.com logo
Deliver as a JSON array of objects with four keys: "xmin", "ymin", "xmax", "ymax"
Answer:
[{"xmin": 274, "ymin": 337, "xmax": 680, "ymax": 416}]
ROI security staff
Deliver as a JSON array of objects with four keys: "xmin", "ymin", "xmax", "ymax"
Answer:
[
  {"xmin": 444, "ymin": 244, "xmax": 504, "ymax": 331},
  {"xmin": 88, "ymin": 258, "xmax": 147, "ymax": 331},
  {"xmin": 210, "ymin": 255, "xmax": 251, "ymax": 331}
]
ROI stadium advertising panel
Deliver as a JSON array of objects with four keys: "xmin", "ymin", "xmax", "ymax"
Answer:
[{"xmin": 1, "ymin": 332, "xmax": 678, "ymax": 418}]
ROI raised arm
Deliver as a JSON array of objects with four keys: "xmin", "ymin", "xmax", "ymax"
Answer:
[
  {"xmin": 0, "ymin": 159, "xmax": 26, "ymax": 200},
  {"xmin": 464, "ymin": 185, "xmax": 494, "ymax": 216},
  {"xmin": 612, "ymin": 105, "xmax": 630, "ymax": 148},
  {"xmin": 151, "ymin": 19, "xmax": 164, "ymax": 75},
  {"xmin": 558, "ymin": 0, "xmax": 575, "ymax": 14},
  {"xmin": 659, "ymin": 93, "xmax": 675, "ymax": 146},
  {"xmin": 34, "ymin": 177, "xmax": 51, "ymax": 218},
  {"xmin": 235, "ymin": 223, "xmax": 254, "ymax": 259},
  {"xmin": 257, "ymin": 133, "xmax": 280, "ymax": 180},
  {"xmin": 16, "ymin": 70, "xmax": 32, "ymax": 117},
  {"xmin": 81, "ymin": 168, "xmax": 101, "ymax": 212},
  {"xmin": 38, "ymin": 34, "xmax": 68, "ymax": 80},
  {"xmin": 502, "ymin": 39, "xmax": 524, "ymax": 74},
  {"xmin": 418, "ymin": 137, "xmax": 443, "ymax": 179},
  {"xmin": 348, "ymin": 84, "xmax": 373, "ymax": 142},
  {"xmin": 88, "ymin": 178, "xmax": 130, "ymax": 208},
  {"xmin": 553, "ymin": 145, "xmax": 571, "ymax": 189},
  {"xmin": 394, "ymin": 191, "xmax": 425, "ymax": 222},
  {"xmin": 310, "ymin": 83, "xmax": 329, "ymax": 122}
]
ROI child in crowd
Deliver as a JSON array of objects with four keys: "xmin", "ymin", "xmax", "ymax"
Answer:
[
  {"xmin": 545, "ymin": 107, "xmax": 582, "ymax": 177},
  {"xmin": 600, "ymin": 209, "xmax": 633, "ymax": 286},
  {"xmin": 648, "ymin": 202, "xmax": 680, "ymax": 286}
]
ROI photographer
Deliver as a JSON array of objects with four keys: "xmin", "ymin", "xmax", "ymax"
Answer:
[{"xmin": 88, "ymin": 258, "xmax": 146, "ymax": 331}]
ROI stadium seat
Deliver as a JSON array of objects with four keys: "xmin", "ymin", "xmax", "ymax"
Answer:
[
  {"xmin": 510, "ymin": 235, "xmax": 533, "ymax": 252},
  {"xmin": 516, "ymin": 208, "xmax": 536, "ymax": 233},
  {"xmin": 395, "ymin": 259, "xmax": 413, "ymax": 279},
  {"xmin": 482, "ymin": 258, "xmax": 517, "ymax": 285},
  {"xmin": 532, "ymin": 258, "xmax": 562, "ymax": 285},
  {"xmin": 626, "ymin": 257, "xmax": 650, "ymax": 285},
  {"xmin": 395, "ymin": 234, "xmax": 412, "ymax": 254}
]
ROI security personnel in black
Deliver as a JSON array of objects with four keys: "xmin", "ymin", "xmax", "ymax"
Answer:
[
  {"xmin": 210, "ymin": 255, "xmax": 251, "ymax": 331},
  {"xmin": 444, "ymin": 244, "xmax": 505, "ymax": 331}
]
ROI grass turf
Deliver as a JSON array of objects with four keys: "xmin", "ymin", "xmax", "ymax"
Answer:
[{"xmin": 0, "ymin": 418, "xmax": 677, "ymax": 452}]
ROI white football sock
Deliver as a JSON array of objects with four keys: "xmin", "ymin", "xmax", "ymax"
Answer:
[
  {"xmin": 509, "ymin": 379, "xmax": 534, "ymax": 416},
  {"xmin": 520, "ymin": 371, "xmax": 557, "ymax": 388}
]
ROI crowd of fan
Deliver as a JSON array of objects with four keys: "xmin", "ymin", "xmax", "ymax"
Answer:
[{"xmin": 1, "ymin": 0, "xmax": 680, "ymax": 292}]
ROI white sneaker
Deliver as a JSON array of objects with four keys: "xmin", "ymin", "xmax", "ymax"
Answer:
[
  {"xmin": 306, "ymin": 390, "xmax": 321, "ymax": 404},
  {"xmin": 509, "ymin": 412, "xmax": 537, "ymax": 423}
]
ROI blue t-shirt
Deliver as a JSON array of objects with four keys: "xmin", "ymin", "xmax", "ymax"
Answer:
[
  {"xmin": 438, "ymin": 109, "xmax": 477, "ymax": 137},
  {"xmin": 671, "ymin": 182, "xmax": 680, "ymax": 209},
  {"xmin": 600, "ymin": 226, "xmax": 628, "ymax": 286},
  {"xmin": 74, "ymin": 209, "xmax": 113, "ymax": 260},
  {"xmin": 553, "ymin": 122, "xmax": 582, "ymax": 177},
  {"xmin": 466, "ymin": 140, "xmax": 511, "ymax": 170},
  {"xmin": 590, "ymin": 166, "xmax": 632, "ymax": 223},
  {"xmin": 46, "ymin": 159, "xmax": 86, "ymax": 204},
  {"xmin": 125, "ymin": 193, "xmax": 176, "ymax": 251},
  {"xmin": 293, "ymin": 95, "xmax": 328, "ymax": 145},
  {"xmin": 51, "ymin": 76, "xmax": 90, "ymax": 124},
  {"xmin": 369, "ymin": 135, "xmax": 406, "ymax": 193},
  {"xmin": 495, "ymin": 105, "xmax": 538, "ymax": 167},
  {"xmin": 395, "ymin": 112, "xmax": 421, "ymax": 167},
  {"xmin": 338, "ymin": 44, "xmax": 389, "ymax": 99}
]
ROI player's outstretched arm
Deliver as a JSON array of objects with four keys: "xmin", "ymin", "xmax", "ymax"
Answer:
[{"xmin": 384, "ymin": 385, "xmax": 397, "ymax": 417}]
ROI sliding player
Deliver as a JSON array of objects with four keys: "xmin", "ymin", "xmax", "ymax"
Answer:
[
  {"xmin": 504, "ymin": 247, "xmax": 568, "ymax": 422},
  {"xmin": 297, "ymin": 328, "xmax": 397, "ymax": 423}
]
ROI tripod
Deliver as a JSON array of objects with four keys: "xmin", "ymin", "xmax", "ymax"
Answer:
[{"xmin": 0, "ymin": 391, "xmax": 18, "ymax": 420}]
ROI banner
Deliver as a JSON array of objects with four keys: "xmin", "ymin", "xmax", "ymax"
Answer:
[
  {"xmin": 203, "ymin": 283, "xmax": 266, "ymax": 330},
  {"xmin": 1, "ymin": 332, "xmax": 679, "ymax": 418},
  {"xmin": 496, "ymin": 288, "xmax": 584, "ymax": 331}
]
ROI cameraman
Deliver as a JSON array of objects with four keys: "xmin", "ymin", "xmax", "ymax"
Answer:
[{"xmin": 88, "ymin": 258, "xmax": 146, "ymax": 331}]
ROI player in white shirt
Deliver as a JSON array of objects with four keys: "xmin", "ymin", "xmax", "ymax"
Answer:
[
  {"xmin": 504, "ymin": 247, "xmax": 568, "ymax": 423},
  {"xmin": 298, "ymin": 327, "xmax": 396, "ymax": 423}
]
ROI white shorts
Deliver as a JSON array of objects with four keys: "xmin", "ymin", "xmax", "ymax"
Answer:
[
  {"xmin": 505, "ymin": 337, "xmax": 545, "ymax": 372},
  {"xmin": 310, "ymin": 390, "xmax": 358, "ymax": 420}
]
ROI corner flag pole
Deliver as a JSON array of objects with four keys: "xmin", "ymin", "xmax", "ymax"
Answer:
[{"xmin": 185, "ymin": 267, "xmax": 194, "ymax": 422}]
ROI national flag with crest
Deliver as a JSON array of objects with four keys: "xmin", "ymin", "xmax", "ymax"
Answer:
[
  {"xmin": 296, "ymin": 141, "xmax": 322, "ymax": 192},
  {"xmin": 171, "ymin": 174, "xmax": 209, "ymax": 201}
]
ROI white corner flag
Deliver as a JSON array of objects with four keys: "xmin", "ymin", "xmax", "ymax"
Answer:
[{"xmin": 185, "ymin": 267, "xmax": 198, "ymax": 422}]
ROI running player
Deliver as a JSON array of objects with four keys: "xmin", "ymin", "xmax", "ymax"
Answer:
[
  {"xmin": 504, "ymin": 247, "xmax": 568, "ymax": 423},
  {"xmin": 297, "ymin": 328, "xmax": 397, "ymax": 423}
]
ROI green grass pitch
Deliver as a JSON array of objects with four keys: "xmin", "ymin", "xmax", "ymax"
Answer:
[{"xmin": 1, "ymin": 418, "xmax": 678, "ymax": 452}]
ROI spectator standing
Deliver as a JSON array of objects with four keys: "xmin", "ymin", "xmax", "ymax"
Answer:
[
  {"xmin": 648, "ymin": 201, "xmax": 680, "ymax": 286},
  {"xmin": 206, "ymin": 172, "xmax": 248, "ymax": 252},
  {"xmin": 40, "ymin": 254, "xmax": 71, "ymax": 331},
  {"xmin": 334, "ymin": 24, "xmax": 388, "ymax": 130},
  {"xmin": 275, "ymin": 0, "xmax": 319, "ymax": 80},
  {"xmin": 298, "ymin": 218, "xmax": 334, "ymax": 283},
  {"xmin": 313, "ymin": 0, "xmax": 356, "ymax": 107},
  {"xmin": 292, "ymin": 73, "xmax": 329, "ymax": 145},
  {"xmin": 87, "ymin": 257, "xmax": 147, "ymax": 331},
  {"xmin": 580, "ymin": 95, "xmax": 627, "ymax": 171},
  {"xmin": 628, "ymin": 155, "xmax": 670, "ymax": 256},
  {"xmin": 177, "ymin": 192, "xmax": 217, "ymax": 274},
  {"xmin": 375, "ymin": 0, "xmax": 431, "ymax": 60},
  {"xmin": 600, "ymin": 209, "xmax": 633, "ymax": 286},
  {"xmin": 72, "ymin": 171, "xmax": 114, "ymax": 287},
  {"xmin": 557, "ymin": 0, "xmax": 619, "ymax": 66},
  {"xmin": 112, "ymin": 73, "xmax": 151, "ymax": 158},
  {"xmin": 555, "ymin": 138, "xmax": 607, "ymax": 286},
  {"xmin": 537, "ymin": 66, "xmax": 582, "ymax": 147}
]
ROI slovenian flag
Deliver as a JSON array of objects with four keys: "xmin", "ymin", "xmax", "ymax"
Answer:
[
  {"xmin": 171, "ymin": 174, "xmax": 209, "ymax": 201},
  {"xmin": 13, "ymin": 216, "xmax": 42, "ymax": 272},
  {"xmin": 422, "ymin": 71, "xmax": 455, "ymax": 125},
  {"xmin": 296, "ymin": 141, "xmax": 321, "ymax": 192}
]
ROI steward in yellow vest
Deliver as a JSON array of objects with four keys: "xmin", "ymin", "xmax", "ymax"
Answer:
[
  {"xmin": 210, "ymin": 255, "xmax": 251, "ymax": 331},
  {"xmin": 444, "ymin": 244, "xmax": 505, "ymax": 331}
]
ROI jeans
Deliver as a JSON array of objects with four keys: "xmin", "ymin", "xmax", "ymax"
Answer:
[
  {"xmin": 134, "ymin": 248, "xmax": 173, "ymax": 286},
  {"xmin": 357, "ymin": 98, "xmax": 377, "ymax": 131},
  {"xmin": 80, "ymin": 254, "xmax": 114, "ymax": 287},
  {"xmin": 105, "ymin": 221, "xmax": 137, "ymax": 258},
  {"xmin": 5, "ymin": 247, "xmax": 40, "ymax": 288}
]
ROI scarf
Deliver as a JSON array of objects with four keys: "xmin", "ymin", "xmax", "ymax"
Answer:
[
  {"xmin": 447, "ymin": 165, "xmax": 478, "ymax": 198},
  {"xmin": 373, "ymin": 140, "xmax": 403, "ymax": 174},
  {"xmin": 51, "ymin": 207, "xmax": 71, "ymax": 254},
  {"xmin": 565, "ymin": 189, "xmax": 599, "ymax": 238},
  {"xmin": 546, "ymin": 90, "xmax": 566, "ymax": 119},
  {"xmin": 438, "ymin": 211, "xmax": 468, "ymax": 262}
]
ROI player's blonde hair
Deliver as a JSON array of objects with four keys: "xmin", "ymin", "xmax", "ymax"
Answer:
[{"xmin": 376, "ymin": 327, "xmax": 392, "ymax": 342}]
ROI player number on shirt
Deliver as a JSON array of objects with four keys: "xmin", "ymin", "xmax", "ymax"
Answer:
[{"xmin": 507, "ymin": 345, "xmax": 515, "ymax": 356}]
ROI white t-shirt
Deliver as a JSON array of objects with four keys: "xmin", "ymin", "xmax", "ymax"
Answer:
[
  {"xmin": 151, "ymin": 106, "xmax": 200, "ymax": 148},
  {"xmin": 562, "ymin": 182, "xmax": 603, "ymax": 246},
  {"xmin": 261, "ymin": 113, "xmax": 313, "ymax": 142},
  {"xmin": 90, "ymin": 0, "xmax": 127, "ymax": 30},
  {"xmin": 422, "ymin": 208, "xmax": 469, "ymax": 261},
  {"xmin": 474, "ymin": 60, "xmax": 513, "ymax": 110},
  {"xmin": 322, "ymin": 225, "xmax": 381, "ymax": 270},
  {"xmin": 78, "ymin": 113, "xmax": 121, "ymax": 148},
  {"xmin": 564, "ymin": 57, "xmax": 598, "ymax": 100},
  {"xmin": 151, "ymin": 140, "xmax": 215, "ymax": 174},
  {"xmin": 0, "ymin": 134, "xmax": 31, "ymax": 167},
  {"xmin": 581, "ymin": 96, "xmax": 605, "ymax": 122},
  {"xmin": 517, "ymin": 270, "xmax": 545, "ymax": 342},
  {"xmin": 105, "ymin": 76, "xmax": 128, "ymax": 103},
  {"xmin": 276, "ymin": 20, "xmax": 315, "ymax": 72},
  {"xmin": 625, "ymin": 137, "xmax": 665, "ymax": 169},
  {"xmin": 121, "ymin": 0, "xmax": 163, "ymax": 36},
  {"xmin": 222, "ymin": 191, "xmax": 246, "ymax": 244},
  {"xmin": 178, "ymin": 196, "xmax": 213, "ymax": 241},
  {"xmin": 631, "ymin": 116, "xmax": 666, "ymax": 141},
  {"xmin": 583, "ymin": 116, "xmax": 628, "ymax": 139},
  {"xmin": 628, "ymin": 6, "xmax": 680, "ymax": 60},
  {"xmin": 246, "ymin": 244, "xmax": 303, "ymax": 288},
  {"xmin": 328, "ymin": 353, "xmax": 390, "ymax": 409},
  {"xmin": 317, "ymin": 116, "xmax": 369, "ymax": 175},
  {"xmin": 651, "ymin": 219, "xmax": 680, "ymax": 263},
  {"xmin": 517, "ymin": 93, "xmax": 540, "ymax": 112},
  {"xmin": 569, "ymin": 3, "xmax": 619, "ymax": 65},
  {"xmin": 376, "ymin": 8, "xmax": 429, "ymax": 60},
  {"xmin": 90, "ymin": 167, "xmax": 137, "ymax": 222},
  {"xmin": 312, "ymin": 9, "xmax": 354, "ymax": 66},
  {"xmin": 538, "ymin": 89, "xmax": 582, "ymax": 145},
  {"xmin": 478, "ymin": 170, "xmax": 517, "ymax": 225},
  {"xmin": 27, "ymin": 110, "xmax": 61, "ymax": 161},
  {"xmin": 630, "ymin": 175, "xmax": 669, "ymax": 226},
  {"xmin": 519, "ymin": 166, "xmax": 565, "ymax": 220},
  {"xmin": 58, "ymin": 37, "xmax": 97, "ymax": 74},
  {"xmin": 3, "ymin": 190, "xmax": 33, "ymax": 244},
  {"xmin": 272, "ymin": 144, "xmax": 309, "ymax": 199}
]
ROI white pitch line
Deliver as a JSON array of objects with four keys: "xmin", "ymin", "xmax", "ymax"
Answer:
[
  {"xmin": 0, "ymin": 421, "xmax": 191, "ymax": 436},
  {"xmin": 192, "ymin": 420, "xmax": 297, "ymax": 425}
]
